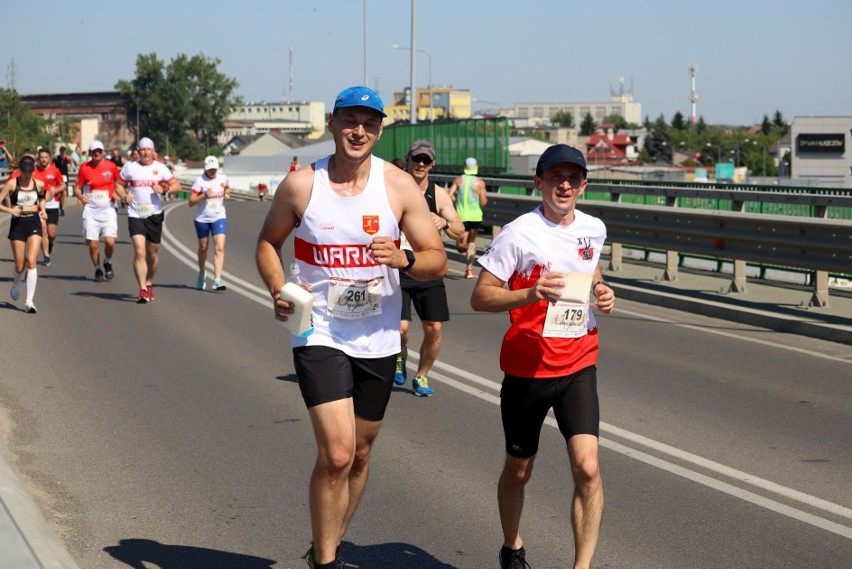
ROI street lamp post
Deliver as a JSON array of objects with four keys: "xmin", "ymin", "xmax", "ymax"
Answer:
[
  {"xmin": 752, "ymin": 140, "xmax": 767, "ymax": 176},
  {"xmin": 390, "ymin": 44, "xmax": 433, "ymax": 121},
  {"xmin": 46, "ymin": 114, "xmax": 54, "ymax": 153},
  {"xmin": 706, "ymin": 142, "xmax": 720, "ymax": 164}
]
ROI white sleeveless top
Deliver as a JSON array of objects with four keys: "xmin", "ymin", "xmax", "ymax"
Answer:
[{"xmin": 291, "ymin": 155, "xmax": 402, "ymax": 357}]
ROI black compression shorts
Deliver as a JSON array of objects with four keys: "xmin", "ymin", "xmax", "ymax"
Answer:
[
  {"xmin": 293, "ymin": 346, "xmax": 396, "ymax": 421},
  {"xmin": 46, "ymin": 209, "xmax": 60, "ymax": 225},
  {"xmin": 8, "ymin": 214, "xmax": 43, "ymax": 241},
  {"xmin": 400, "ymin": 285, "xmax": 450, "ymax": 322},
  {"xmin": 128, "ymin": 212, "xmax": 164, "ymax": 244},
  {"xmin": 500, "ymin": 365, "xmax": 599, "ymax": 458}
]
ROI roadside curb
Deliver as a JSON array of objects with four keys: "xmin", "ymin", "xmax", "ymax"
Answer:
[{"xmin": 0, "ymin": 446, "xmax": 80, "ymax": 568}]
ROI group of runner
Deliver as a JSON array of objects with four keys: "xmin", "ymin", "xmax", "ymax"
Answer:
[
  {"xmin": 259, "ymin": 86, "xmax": 616, "ymax": 569},
  {"xmin": 2, "ymin": 137, "xmax": 231, "ymax": 311}
]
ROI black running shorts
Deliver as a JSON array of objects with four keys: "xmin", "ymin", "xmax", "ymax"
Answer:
[
  {"xmin": 500, "ymin": 366, "xmax": 599, "ymax": 459},
  {"xmin": 46, "ymin": 209, "xmax": 60, "ymax": 225},
  {"xmin": 293, "ymin": 346, "xmax": 396, "ymax": 421},
  {"xmin": 8, "ymin": 214, "xmax": 42, "ymax": 241},
  {"xmin": 462, "ymin": 220, "xmax": 482, "ymax": 232},
  {"xmin": 128, "ymin": 212, "xmax": 164, "ymax": 243},
  {"xmin": 400, "ymin": 285, "xmax": 450, "ymax": 322}
]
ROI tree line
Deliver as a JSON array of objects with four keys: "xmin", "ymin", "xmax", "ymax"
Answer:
[{"xmin": 551, "ymin": 107, "xmax": 789, "ymax": 175}]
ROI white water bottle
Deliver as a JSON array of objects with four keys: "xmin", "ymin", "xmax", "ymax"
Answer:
[
  {"xmin": 279, "ymin": 263, "xmax": 314, "ymax": 337},
  {"xmin": 287, "ymin": 262, "xmax": 304, "ymax": 285}
]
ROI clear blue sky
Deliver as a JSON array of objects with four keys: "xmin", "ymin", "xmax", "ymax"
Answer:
[{"xmin": 5, "ymin": 0, "xmax": 850, "ymax": 126}]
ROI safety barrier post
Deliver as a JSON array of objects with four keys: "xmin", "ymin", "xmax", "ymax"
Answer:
[
  {"xmin": 607, "ymin": 242, "xmax": 623, "ymax": 272},
  {"xmin": 729, "ymin": 259, "xmax": 747, "ymax": 293},
  {"xmin": 809, "ymin": 270, "xmax": 830, "ymax": 307},
  {"xmin": 664, "ymin": 250, "xmax": 679, "ymax": 281}
]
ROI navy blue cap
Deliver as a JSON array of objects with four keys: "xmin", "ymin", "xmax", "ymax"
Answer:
[
  {"xmin": 19, "ymin": 156, "xmax": 36, "ymax": 172},
  {"xmin": 535, "ymin": 144, "xmax": 588, "ymax": 176},
  {"xmin": 333, "ymin": 86, "xmax": 386, "ymax": 117}
]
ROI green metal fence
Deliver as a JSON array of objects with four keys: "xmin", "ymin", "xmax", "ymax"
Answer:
[{"xmin": 374, "ymin": 118, "xmax": 511, "ymax": 175}]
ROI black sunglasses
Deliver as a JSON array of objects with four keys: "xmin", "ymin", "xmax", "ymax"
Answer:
[{"xmin": 410, "ymin": 154, "xmax": 433, "ymax": 165}]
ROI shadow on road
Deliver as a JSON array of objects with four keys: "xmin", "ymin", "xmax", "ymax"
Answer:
[
  {"xmin": 338, "ymin": 540, "xmax": 460, "ymax": 568},
  {"xmin": 104, "ymin": 538, "xmax": 276, "ymax": 569},
  {"xmin": 71, "ymin": 291, "xmax": 139, "ymax": 302}
]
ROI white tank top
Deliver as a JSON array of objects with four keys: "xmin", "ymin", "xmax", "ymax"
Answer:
[{"xmin": 292, "ymin": 155, "xmax": 402, "ymax": 358}]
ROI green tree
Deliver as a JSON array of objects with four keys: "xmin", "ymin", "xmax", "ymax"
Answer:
[
  {"xmin": 696, "ymin": 116, "xmax": 708, "ymax": 134},
  {"xmin": 552, "ymin": 110, "xmax": 574, "ymax": 128},
  {"xmin": 761, "ymin": 114, "xmax": 772, "ymax": 136},
  {"xmin": 644, "ymin": 114, "xmax": 672, "ymax": 163},
  {"xmin": 772, "ymin": 110, "xmax": 789, "ymax": 136},
  {"xmin": 671, "ymin": 111, "xmax": 687, "ymax": 131},
  {"xmin": 0, "ymin": 88, "xmax": 47, "ymax": 158},
  {"xmin": 602, "ymin": 113, "xmax": 627, "ymax": 131},
  {"xmin": 116, "ymin": 52, "xmax": 241, "ymax": 160},
  {"xmin": 580, "ymin": 112, "xmax": 597, "ymax": 136}
]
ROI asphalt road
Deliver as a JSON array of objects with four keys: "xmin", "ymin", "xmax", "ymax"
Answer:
[{"xmin": 0, "ymin": 199, "xmax": 850, "ymax": 568}]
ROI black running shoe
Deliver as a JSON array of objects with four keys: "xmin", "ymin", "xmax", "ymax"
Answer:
[
  {"xmin": 94, "ymin": 268, "xmax": 105, "ymax": 282},
  {"xmin": 499, "ymin": 546, "xmax": 531, "ymax": 569},
  {"xmin": 303, "ymin": 545, "xmax": 344, "ymax": 568},
  {"xmin": 103, "ymin": 261, "xmax": 114, "ymax": 281}
]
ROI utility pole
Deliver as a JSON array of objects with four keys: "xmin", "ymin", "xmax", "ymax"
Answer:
[
  {"xmin": 409, "ymin": 0, "xmax": 417, "ymax": 124},
  {"xmin": 363, "ymin": 0, "xmax": 368, "ymax": 86},
  {"xmin": 689, "ymin": 63, "xmax": 698, "ymax": 125}
]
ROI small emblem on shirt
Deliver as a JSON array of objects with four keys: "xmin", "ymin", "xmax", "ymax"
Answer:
[
  {"xmin": 362, "ymin": 215, "xmax": 379, "ymax": 235},
  {"xmin": 577, "ymin": 237, "xmax": 594, "ymax": 261}
]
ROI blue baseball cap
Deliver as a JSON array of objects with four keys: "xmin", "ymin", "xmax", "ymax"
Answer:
[
  {"xmin": 535, "ymin": 144, "xmax": 588, "ymax": 176},
  {"xmin": 333, "ymin": 86, "xmax": 386, "ymax": 117}
]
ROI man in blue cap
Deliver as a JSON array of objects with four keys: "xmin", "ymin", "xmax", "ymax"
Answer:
[
  {"xmin": 256, "ymin": 86, "xmax": 448, "ymax": 569},
  {"xmin": 471, "ymin": 144, "xmax": 615, "ymax": 569}
]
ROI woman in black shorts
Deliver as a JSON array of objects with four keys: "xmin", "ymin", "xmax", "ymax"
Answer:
[{"xmin": 0, "ymin": 155, "xmax": 46, "ymax": 313}]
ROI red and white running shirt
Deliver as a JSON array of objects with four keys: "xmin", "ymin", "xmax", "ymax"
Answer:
[
  {"xmin": 76, "ymin": 160, "xmax": 121, "ymax": 213},
  {"xmin": 120, "ymin": 160, "xmax": 174, "ymax": 218},
  {"xmin": 291, "ymin": 155, "xmax": 402, "ymax": 358},
  {"xmin": 478, "ymin": 206, "xmax": 607, "ymax": 378},
  {"xmin": 33, "ymin": 164, "xmax": 64, "ymax": 209}
]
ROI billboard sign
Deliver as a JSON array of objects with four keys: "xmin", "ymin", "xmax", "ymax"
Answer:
[
  {"xmin": 797, "ymin": 133, "xmax": 845, "ymax": 153},
  {"xmin": 715, "ymin": 162, "xmax": 735, "ymax": 181}
]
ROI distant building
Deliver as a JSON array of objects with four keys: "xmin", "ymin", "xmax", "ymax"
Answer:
[
  {"xmin": 512, "ymin": 91, "xmax": 642, "ymax": 128},
  {"xmin": 222, "ymin": 134, "xmax": 260, "ymax": 156},
  {"xmin": 789, "ymin": 116, "xmax": 851, "ymax": 187},
  {"xmin": 238, "ymin": 132, "xmax": 304, "ymax": 157},
  {"xmin": 586, "ymin": 129, "xmax": 639, "ymax": 166},
  {"xmin": 385, "ymin": 87, "xmax": 472, "ymax": 123},
  {"xmin": 221, "ymin": 100, "xmax": 326, "ymax": 145},
  {"xmin": 21, "ymin": 91, "xmax": 134, "ymax": 153}
]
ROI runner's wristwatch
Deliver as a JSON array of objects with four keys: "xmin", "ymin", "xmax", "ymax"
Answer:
[{"xmin": 401, "ymin": 249, "xmax": 416, "ymax": 272}]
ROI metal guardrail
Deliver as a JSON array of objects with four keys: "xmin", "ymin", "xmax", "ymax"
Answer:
[
  {"xmin": 432, "ymin": 175, "xmax": 852, "ymax": 307},
  {"xmin": 431, "ymin": 173, "xmax": 852, "ymax": 218}
]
